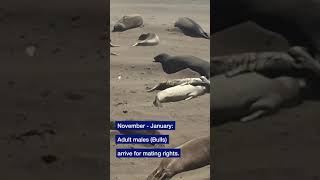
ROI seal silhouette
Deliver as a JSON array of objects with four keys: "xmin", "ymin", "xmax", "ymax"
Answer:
[
  {"xmin": 153, "ymin": 84, "xmax": 208, "ymax": 107},
  {"xmin": 174, "ymin": 17, "xmax": 210, "ymax": 39},
  {"xmin": 112, "ymin": 14, "xmax": 143, "ymax": 32},
  {"xmin": 154, "ymin": 53, "xmax": 210, "ymax": 78},
  {"xmin": 132, "ymin": 33, "xmax": 160, "ymax": 46},
  {"xmin": 147, "ymin": 77, "xmax": 208, "ymax": 92},
  {"xmin": 211, "ymin": 46, "xmax": 320, "ymax": 78},
  {"xmin": 146, "ymin": 136, "xmax": 210, "ymax": 180},
  {"xmin": 211, "ymin": 72, "xmax": 306, "ymax": 126}
]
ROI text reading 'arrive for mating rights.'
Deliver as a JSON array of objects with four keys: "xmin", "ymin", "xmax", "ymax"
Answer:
[{"xmin": 115, "ymin": 120, "xmax": 181, "ymax": 158}]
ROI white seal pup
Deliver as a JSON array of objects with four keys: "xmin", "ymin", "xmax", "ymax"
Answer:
[
  {"xmin": 153, "ymin": 83, "xmax": 209, "ymax": 107},
  {"xmin": 174, "ymin": 17, "xmax": 210, "ymax": 39}
]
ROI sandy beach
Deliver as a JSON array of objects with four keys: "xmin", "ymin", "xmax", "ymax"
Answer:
[{"xmin": 110, "ymin": 0, "xmax": 210, "ymax": 179}]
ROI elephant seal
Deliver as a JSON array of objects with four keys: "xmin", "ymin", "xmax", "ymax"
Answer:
[
  {"xmin": 146, "ymin": 136, "xmax": 210, "ymax": 180},
  {"xmin": 153, "ymin": 83, "xmax": 209, "ymax": 107},
  {"xmin": 211, "ymin": 72, "xmax": 306, "ymax": 126},
  {"xmin": 147, "ymin": 76, "xmax": 209, "ymax": 92},
  {"xmin": 174, "ymin": 17, "xmax": 210, "ymax": 39},
  {"xmin": 112, "ymin": 14, "xmax": 143, "ymax": 32},
  {"xmin": 110, "ymin": 40, "xmax": 119, "ymax": 55},
  {"xmin": 154, "ymin": 53, "xmax": 210, "ymax": 78},
  {"xmin": 211, "ymin": 46, "xmax": 320, "ymax": 78},
  {"xmin": 132, "ymin": 33, "xmax": 160, "ymax": 46}
]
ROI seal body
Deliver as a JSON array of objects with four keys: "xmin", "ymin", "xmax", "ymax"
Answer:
[
  {"xmin": 211, "ymin": 46, "xmax": 320, "ymax": 78},
  {"xmin": 174, "ymin": 17, "xmax": 210, "ymax": 39},
  {"xmin": 154, "ymin": 84, "xmax": 208, "ymax": 107},
  {"xmin": 112, "ymin": 14, "xmax": 143, "ymax": 32},
  {"xmin": 211, "ymin": 73, "xmax": 303, "ymax": 126},
  {"xmin": 212, "ymin": 0, "xmax": 320, "ymax": 61},
  {"xmin": 132, "ymin": 33, "xmax": 160, "ymax": 46},
  {"xmin": 147, "ymin": 77, "xmax": 208, "ymax": 92},
  {"xmin": 154, "ymin": 53, "xmax": 210, "ymax": 78},
  {"xmin": 146, "ymin": 136, "xmax": 210, "ymax": 180}
]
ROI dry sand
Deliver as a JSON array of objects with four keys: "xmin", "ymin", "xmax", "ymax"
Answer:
[{"xmin": 110, "ymin": 0, "xmax": 210, "ymax": 179}]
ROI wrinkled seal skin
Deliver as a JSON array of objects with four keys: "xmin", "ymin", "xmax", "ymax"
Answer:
[
  {"xmin": 212, "ymin": 0, "xmax": 320, "ymax": 61},
  {"xmin": 112, "ymin": 14, "xmax": 143, "ymax": 32},
  {"xmin": 154, "ymin": 53, "xmax": 210, "ymax": 78},
  {"xmin": 211, "ymin": 46, "xmax": 320, "ymax": 78},
  {"xmin": 146, "ymin": 136, "xmax": 210, "ymax": 180},
  {"xmin": 132, "ymin": 33, "xmax": 160, "ymax": 46},
  {"xmin": 174, "ymin": 17, "xmax": 210, "ymax": 39},
  {"xmin": 211, "ymin": 73, "xmax": 305, "ymax": 126}
]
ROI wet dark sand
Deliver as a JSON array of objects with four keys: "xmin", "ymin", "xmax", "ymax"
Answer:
[{"xmin": 0, "ymin": 2, "xmax": 108, "ymax": 179}]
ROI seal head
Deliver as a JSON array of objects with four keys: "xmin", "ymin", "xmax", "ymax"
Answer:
[
  {"xmin": 154, "ymin": 53, "xmax": 170, "ymax": 63},
  {"xmin": 138, "ymin": 33, "xmax": 150, "ymax": 40},
  {"xmin": 113, "ymin": 23, "xmax": 125, "ymax": 32}
]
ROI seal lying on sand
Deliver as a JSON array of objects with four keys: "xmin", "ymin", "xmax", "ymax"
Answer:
[
  {"xmin": 174, "ymin": 17, "xmax": 210, "ymax": 39},
  {"xmin": 146, "ymin": 136, "xmax": 210, "ymax": 180},
  {"xmin": 211, "ymin": 46, "xmax": 320, "ymax": 78},
  {"xmin": 154, "ymin": 53, "xmax": 210, "ymax": 78},
  {"xmin": 153, "ymin": 81, "xmax": 209, "ymax": 107},
  {"xmin": 211, "ymin": 72, "xmax": 306, "ymax": 126},
  {"xmin": 132, "ymin": 33, "xmax": 160, "ymax": 46},
  {"xmin": 147, "ymin": 76, "xmax": 209, "ymax": 92},
  {"xmin": 112, "ymin": 14, "xmax": 143, "ymax": 32}
]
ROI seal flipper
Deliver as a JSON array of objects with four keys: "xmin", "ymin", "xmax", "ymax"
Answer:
[
  {"xmin": 241, "ymin": 95, "xmax": 281, "ymax": 122},
  {"xmin": 146, "ymin": 84, "xmax": 160, "ymax": 92},
  {"xmin": 202, "ymin": 32, "xmax": 210, "ymax": 39},
  {"xmin": 153, "ymin": 96, "xmax": 163, "ymax": 107},
  {"xmin": 185, "ymin": 96, "xmax": 194, "ymax": 101},
  {"xmin": 147, "ymin": 83, "xmax": 169, "ymax": 92},
  {"xmin": 132, "ymin": 42, "xmax": 139, "ymax": 46},
  {"xmin": 240, "ymin": 110, "xmax": 267, "ymax": 122},
  {"xmin": 147, "ymin": 168, "xmax": 171, "ymax": 180}
]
